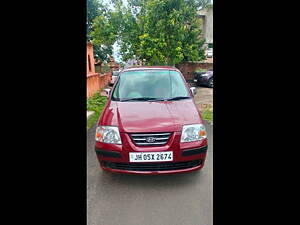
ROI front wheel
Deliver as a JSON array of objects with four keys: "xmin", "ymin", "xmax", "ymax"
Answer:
[{"xmin": 208, "ymin": 78, "xmax": 213, "ymax": 88}]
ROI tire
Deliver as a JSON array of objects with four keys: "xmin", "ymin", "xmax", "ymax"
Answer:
[{"xmin": 208, "ymin": 78, "xmax": 213, "ymax": 88}]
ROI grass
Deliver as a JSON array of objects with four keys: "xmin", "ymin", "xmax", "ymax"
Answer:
[
  {"xmin": 87, "ymin": 91, "xmax": 107, "ymax": 129},
  {"xmin": 201, "ymin": 106, "xmax": 213, "ymax": 124}
]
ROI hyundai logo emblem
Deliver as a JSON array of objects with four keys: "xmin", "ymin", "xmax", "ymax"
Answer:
[{"xmin": 146, "ymin": 137, "xmax": 156, "ymax": 143}]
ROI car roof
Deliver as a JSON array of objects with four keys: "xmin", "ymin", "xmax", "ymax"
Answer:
[{"xmin": 121, "ymin": 66, "xmax": 180, "ymax": 73}]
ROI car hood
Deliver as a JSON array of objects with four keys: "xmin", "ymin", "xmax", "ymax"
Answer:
[{"xmin": 99, "ymin": 99, "xmax": 203, "ymax": 133}]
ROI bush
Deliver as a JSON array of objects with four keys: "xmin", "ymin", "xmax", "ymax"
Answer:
[
  {"xmin": 102, "ymin": 64, "xmax": 111, "ymax": 73},
  {"xmin": 87, "ymin": 91, "xmax": 107, "ymax": 112},
  {"xmin": 95, "ymin": 65, "xmax": 101, "ymax": 73},
  {"xmin": 87, "ymin": 91, "xmax": 108, "ymax": 129},
  {"xmin": 195, "ymin": 68, "xmax": 207, "ymax": 73}
]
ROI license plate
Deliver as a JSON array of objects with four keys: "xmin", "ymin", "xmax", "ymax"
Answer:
[{"xmin": 129, "ymin": 151, "xmax": 173, "ymax": 162}]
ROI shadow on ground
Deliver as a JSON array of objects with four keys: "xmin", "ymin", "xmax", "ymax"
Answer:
[{"xmin": 98, "ymin": 168, "xmax": 204, "ymax": 189}]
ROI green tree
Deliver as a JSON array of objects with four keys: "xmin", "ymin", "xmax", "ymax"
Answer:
[
  {"xmin": 198, "ymin": 0, "xmax": 213, "ymax": 9},
  {"xmin": 90, "ymin": 0, "xmax": 211, "ymax": 65},
  {"xmin": 87, "ymin": 0, "xmax": 101, "ymax": 41},
  {"xmin": 87, "ymin": 0, "xmax": 114, "ymax": 62},
  {"xmin": 116, "ymin": 0, "xmax": 207, "ymax": 65},
  {"xmin": 93, "ymin": 44, "xmax": 113, "ymax": 62}
]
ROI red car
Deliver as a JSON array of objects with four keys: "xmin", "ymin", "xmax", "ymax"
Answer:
[{"xmin": 95, "ymin": 66, "xmax": 208, "ymax": 174}]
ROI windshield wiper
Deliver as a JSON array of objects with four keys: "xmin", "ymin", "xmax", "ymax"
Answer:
[
  {"xmin": 120, "ymin": 96, "xmax": 191, "ymax": 102},
  {"xmin": 120, "ymin": 97, "xmax": 166, "ymax": 102},
  {"xmin": 166, "ymin": 96, "xmax": 191, "ymax": 101}
]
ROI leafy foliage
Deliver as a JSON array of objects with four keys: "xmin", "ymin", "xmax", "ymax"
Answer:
[
  {"xmin": 87, "ymin": 0, "xmax": 114, "ymax": 61},
  {"xmin": 89, "ymin": 0, "xmax": 212, "ymax": 65},
  {"xmin": 87, "ymin": 0, "xmax": 101, "ymax": 41},
  {"xmin": 87, "ymin": 91, "xmax": 107, "ymax": 112},
  {"xmin": 117, "ymin": 0, "xmax": 207, "ymax": 65},
  {"xmin": 195, "ymin": 68, "xmax": 207, "ymax": 73},
  {"xmin": 93, "ymin": 44, "xmax": 113, "ymax": 62},
  {"xmin": 198, "ymin": 0, "xmax": 213, "ymax": 9},
  {"xmin": 87, "ymin": 91, "xmax": 108, "ymax": 128},
  {"xmin": 101, "ymin": 64, "xmax": 111, "ymax": 73}
]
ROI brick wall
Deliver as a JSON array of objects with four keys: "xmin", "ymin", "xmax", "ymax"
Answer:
[
  {"xmin": 87, "ymin": 72, "xmax": 112, "ymax": 98},
  {"xmin": 176, "ymin": 62, "xmax": 213, "ymax": 81}
]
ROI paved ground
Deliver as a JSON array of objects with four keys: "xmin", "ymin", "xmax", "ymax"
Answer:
[
  {"xmin": 193, "ymin": 86, "xmax": 213, "ymax": 110},
  {"xmin": 87, "ymin": 122, "xmax": 213, "ymax": 225}
]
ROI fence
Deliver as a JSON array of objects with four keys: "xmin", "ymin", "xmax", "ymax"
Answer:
[{"xmin": 87, "ymin": 72, "xmax": 111, "ymax": 98}]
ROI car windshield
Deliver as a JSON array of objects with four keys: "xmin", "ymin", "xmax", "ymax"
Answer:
[{"xmin": 111, "ymin": 70, "xmax": 190, "ymax": 101}]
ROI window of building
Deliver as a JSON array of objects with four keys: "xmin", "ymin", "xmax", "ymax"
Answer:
[{"xmin": 88, "ymin": 55, "xmax": 92, "ymax": 72}]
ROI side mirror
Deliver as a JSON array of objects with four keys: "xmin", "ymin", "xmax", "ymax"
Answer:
[
  {"xmin": 100, "ymin": 88, "xmax": 111, "ymax": 98},
  {"xmin": 190, "ymin": 87, "xmax": 197, "ymax": 96}
]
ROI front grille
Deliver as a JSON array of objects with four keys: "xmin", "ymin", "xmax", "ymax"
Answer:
[
  {"xmin": 103, "ymin": 160, "xmax": 201, "ymax": 172},
  {"xmin": 129, "ymin": 132, "xmax": 172, "ymax": 146}
]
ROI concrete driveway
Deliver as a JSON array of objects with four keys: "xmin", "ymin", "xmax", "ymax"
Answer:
[
  {"xmin": 193, "ymin": 86, "xmax": 213, "ymax": 110},
  {"xmin": 87, "ymin": 121, "xmax": 213, "ymax": 225}
]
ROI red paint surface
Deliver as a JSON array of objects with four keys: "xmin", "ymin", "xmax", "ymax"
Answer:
[{"xmin": 95, "ymin": 66, "xmax": 208, "ymax": 174}]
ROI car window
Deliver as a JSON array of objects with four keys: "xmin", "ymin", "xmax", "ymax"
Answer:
[
  {"xmin": 112, "ymin": 70, "xmax": 190, "ymax": 101},
  {"xmin": 169, "ymin": 71, "xmax": 190, "ymax": 97}
]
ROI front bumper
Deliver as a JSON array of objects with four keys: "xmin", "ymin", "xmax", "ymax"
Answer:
[
  {"xmin": 95, "ymin": 131, "xmax": 208, "ymax": 174},
  {"xmin": 100, "ymin": 160, "xmax": 204, "ymax": 174}
]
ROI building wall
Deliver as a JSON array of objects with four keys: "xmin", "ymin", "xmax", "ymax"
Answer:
[
  {"xmin": 87, "ymin": 43, "xmax": 95, "ymax": 75},
  {"xmin": 86, "ymin": 43, "xmax": 112, "ymax": 98},
  {"xmin": 87, "ymin": 72, "xmax": 112, "ymax": 98},
  {"xmin": 198, "ymin": 7, "xmax": 213, "ymax": 44},
  {"xmin": 205, "ymin": 7, "xmax": 213, "ymax": 44}
]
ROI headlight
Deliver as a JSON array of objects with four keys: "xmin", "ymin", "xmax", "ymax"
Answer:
[
  {"xmin": 201, "ymin": 73, "xmax": 209, "ymax": 77},
  {"xmin": 95, "ymin": 126, "xmax": 122, "ymax": 144},
  {"xmin": 181, "ymin": 124, "xmax": 207, "ymax": 143}
]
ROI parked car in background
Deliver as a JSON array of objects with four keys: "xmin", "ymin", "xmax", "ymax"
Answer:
[
  {"xmin": 206, "ymin": 48, "xmax": 213, "ymax": 58},
  {"xmin": 194, "ymin": 70, "xmax": 213, "ymax": 88},
  {"xmin": 110, "ymin": 71, "xmax": 120, "ymax": 85},
  {"xmin": 95, "ymin": 66, "xmax": 208, "ymax": 174}
]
